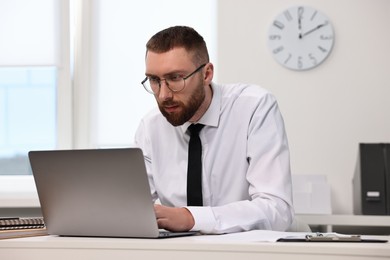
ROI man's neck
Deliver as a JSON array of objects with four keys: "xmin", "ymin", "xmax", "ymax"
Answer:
[{"xmin": 189, "ymin": 84, "xmax": 213, "ymax": 123}]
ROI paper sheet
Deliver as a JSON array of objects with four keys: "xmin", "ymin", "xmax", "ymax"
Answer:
[{"xmin": 188, "ymin": 230, "xmax": 309, "ymax": 242}]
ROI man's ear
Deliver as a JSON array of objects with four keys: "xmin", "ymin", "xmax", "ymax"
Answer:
[{"xmin": 204, "ymin": 63, "xmax": 214, "ymax": 84}]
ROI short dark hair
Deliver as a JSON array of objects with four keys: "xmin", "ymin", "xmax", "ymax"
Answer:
[{"xmin": 146, "ymin": 26, "xmax": 209, "ymax": 65}]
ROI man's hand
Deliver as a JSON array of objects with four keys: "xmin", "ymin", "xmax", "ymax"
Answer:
[{"xmin": 154, "ymin": 204, "xmax": 195, "ymax": 232}]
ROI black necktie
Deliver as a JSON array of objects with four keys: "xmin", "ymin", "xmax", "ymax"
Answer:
[{"xmin": 187, "ymin": 124, "xmax": 205, "ymax": 206}]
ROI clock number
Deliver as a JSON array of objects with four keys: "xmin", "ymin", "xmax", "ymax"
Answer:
[
  {"xmin": 297, "ymin": 56, "xmax": 303, "ymax": 69},
  {"xmin": 284, "ymin": 53, "xmax": 292, "ymax": 64},
  {"xmin": 273, "ymin": 46, "xmax": 284, "ymax": 54},
  {"xmin": 269, "ymin": 35, "xmax": 281, "ymax": 40},
  {"xmin": 310, "ymin": 10, "xmax": 318, "ymax": 21},
  {"xmin": 318, "ymin": 46, "xmax": 328, "ymax": 53},
  {"xmin": 320, "ymin": 35, "xmax": 333, "ymax": 40},
  {"xmin": 298, "ymin": 6, "xmax": 304, "ymax": 17},
  {"xmin": 273, "ymin": 20, "xmax": 285, "ymax": 30},
  {"xmin": 308, "ymin": 53, "xmax": 317, "ymax": 65},
  {"xmin": 284, "ymin": 10, "xmax": 292, "ymax": 21},
  {"xmin": 298, "ymin": 7, "xmax": 304, "ymax": 31}
]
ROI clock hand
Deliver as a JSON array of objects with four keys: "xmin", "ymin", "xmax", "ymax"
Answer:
[
  {"xmin": 298, "ymin": 18, "xmax": 302, "ymax": 39},
  {"xmin": 301, "ymin": 22, "xmax": 328, "ymax": 38},
  {"xmin": 298, "ymin": 14, "xmax": 302, "ymax": 31},
  {"xmin": 298, "ymin": 7, "xmax": 303, "ymax": 39}
]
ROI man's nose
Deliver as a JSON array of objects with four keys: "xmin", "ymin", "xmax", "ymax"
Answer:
[{"xmin": 157, "ymin": 80, "xmax": 173, "ymax": 100}]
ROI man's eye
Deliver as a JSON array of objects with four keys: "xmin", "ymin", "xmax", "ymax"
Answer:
[
  {"xmin": 168, "ymin": 74, "xmax": 183, "ymax": 82},
  {"xmin": 149, "ymin": 77, "xmax": 160, "ymax": 83}
]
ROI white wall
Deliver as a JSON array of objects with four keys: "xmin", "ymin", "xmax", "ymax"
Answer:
[{"xmin": 216, "ymin": 0, "xmax": 390, "ymax": 214}]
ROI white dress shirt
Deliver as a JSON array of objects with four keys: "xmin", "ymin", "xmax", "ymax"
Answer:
[{"xmin": 135, "ymin": 82, "xmax": 294, "ymax": 234}]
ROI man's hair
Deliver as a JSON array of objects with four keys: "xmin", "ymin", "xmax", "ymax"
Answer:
[{"xmin": 146, "ymin": 26, "xmax": 209, "ymax": 65}]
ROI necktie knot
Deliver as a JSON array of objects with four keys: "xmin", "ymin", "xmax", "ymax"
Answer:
[{"xmin": 188, "ymin": 124, "xmax": 204, "ymax": 136}]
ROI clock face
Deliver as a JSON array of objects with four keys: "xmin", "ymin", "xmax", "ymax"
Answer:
[{"xmin": 268, "ymin": 6, "xmax": 335, "ymax": 71}]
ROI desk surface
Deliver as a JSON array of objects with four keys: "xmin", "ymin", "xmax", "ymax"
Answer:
[{"xmin": 1, "ymin": 232, "xmax": 389, "ymax": 260}]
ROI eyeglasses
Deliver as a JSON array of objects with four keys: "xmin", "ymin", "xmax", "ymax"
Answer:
[{"xmin": 141, "ymin": 64, "xmax": 206, "ymax": 95}]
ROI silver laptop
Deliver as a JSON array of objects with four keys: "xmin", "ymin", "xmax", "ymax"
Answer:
[{"xmin": 29, "ymin": 148, "xmax": 197, "ymax": 238}]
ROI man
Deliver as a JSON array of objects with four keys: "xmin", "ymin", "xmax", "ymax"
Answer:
[{"xmin": 135, "ymin": 26, "xmax": 293, "ymax": 234}]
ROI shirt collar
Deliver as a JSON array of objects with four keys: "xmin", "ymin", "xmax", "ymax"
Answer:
[{"xmin": 179, "ymin": 82, "xmax": 221, "ymax": 134}]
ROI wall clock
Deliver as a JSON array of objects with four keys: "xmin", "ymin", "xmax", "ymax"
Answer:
[{"xmin": 267, "ymin": 6, "xmax": 335, "ymax": 71}]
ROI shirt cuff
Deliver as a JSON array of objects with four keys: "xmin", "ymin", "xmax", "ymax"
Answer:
[{"xmin": 185, "ymin": 206, "xmax": 216, "ymax": 234}]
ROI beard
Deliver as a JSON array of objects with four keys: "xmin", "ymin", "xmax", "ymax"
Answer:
[{"xmin": 158, "ymin": 81, "xmax": 205, "ymax": 126}]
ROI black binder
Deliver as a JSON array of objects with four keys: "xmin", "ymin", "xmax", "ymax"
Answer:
[
  {"xmin": 353, "ymin": 143, "xmax": 390, "ymax": 215},
  {"xmin": 277, "ymin": 233, "xmax": 388, "ymax": 243}
]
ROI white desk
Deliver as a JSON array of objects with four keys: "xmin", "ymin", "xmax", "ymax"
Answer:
[{"xmin": 1, "ymin": 233, "xmax": 389, "ymax": 260}]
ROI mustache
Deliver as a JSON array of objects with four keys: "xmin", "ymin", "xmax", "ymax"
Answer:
[{"xmin": 161, "ymin": 100, "xmax": 181, "ymax": 107}]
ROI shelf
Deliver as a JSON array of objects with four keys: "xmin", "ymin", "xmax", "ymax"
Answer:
[{"xmin": 297, "ymin": 214, "xmax": 390, "ymax": 232}]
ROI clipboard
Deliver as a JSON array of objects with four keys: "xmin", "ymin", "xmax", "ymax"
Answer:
[{"xmin": 277, "ymin": 233, "xmax": 388, "ymax": 243}]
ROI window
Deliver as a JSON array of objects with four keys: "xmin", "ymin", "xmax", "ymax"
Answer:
[
  {"xmin": 0, "ymin": 0, "xmax": 68, "ymax": 176},
  {"xmin": 0, "ymin": 0, "xmax": 216, "ymax": 178},
  {"xmin": 0, "ymin": 67, "xmax": 56, "ymax": 175}
]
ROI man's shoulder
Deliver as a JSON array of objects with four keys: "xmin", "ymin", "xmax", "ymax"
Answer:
[
  {"xmin": 142, "ymin": 107, "xmax": 165, "ymax": 124},
  {"xmin": 216, "ymin": 83, "xmax": 275, "ymax": 103}
]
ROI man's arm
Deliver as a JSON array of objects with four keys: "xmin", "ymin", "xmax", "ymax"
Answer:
[{"xmin": 187, "ymin": 93, "xmax": 294, "ymax": 234}]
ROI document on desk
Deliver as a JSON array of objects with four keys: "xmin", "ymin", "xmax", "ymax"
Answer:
[
  {"xmin": 189, "ymin": 230, "xmax": 307, "ymax": 242},
  {"xmin": 189, "ymin": 230, "xmax": 388, "ymax": 243}
]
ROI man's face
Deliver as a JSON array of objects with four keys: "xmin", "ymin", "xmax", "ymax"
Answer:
[{"xmin": 145, "ymin": 48, "xmax": 205, "ymax": 126}]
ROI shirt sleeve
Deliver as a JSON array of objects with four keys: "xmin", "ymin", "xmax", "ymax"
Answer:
[
  {"xmin": 187, "ymin": 93, "xmax": 294, "ymax": 234},
  {"xmin": 134, "ymin": 118, "xmax": 159, "ymax": 203}
]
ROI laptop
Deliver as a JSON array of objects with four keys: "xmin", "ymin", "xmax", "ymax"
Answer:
[{"xmin": 29, "ymin": 148, "xmax": 197, "ymax": 238}]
